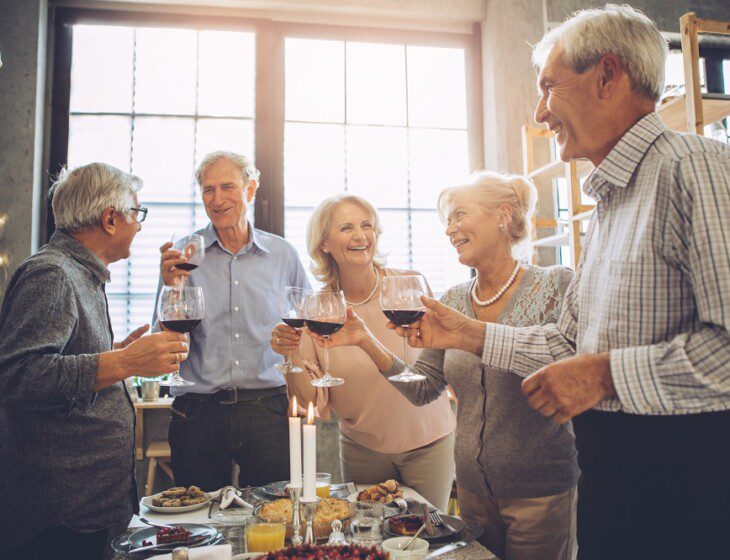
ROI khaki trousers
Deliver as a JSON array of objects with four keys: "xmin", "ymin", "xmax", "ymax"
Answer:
[
  {"xmin": 340, "ymin": 431, "xmax": 455, "ymax": 513},
  {"xmin": 458, "ymin": 485, "xmax": 577, "ymax": 560}
]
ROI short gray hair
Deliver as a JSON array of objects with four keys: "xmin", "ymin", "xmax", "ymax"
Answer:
[
  {"xmin": 195, "ymin": 151, "xmax": 260, "ymax": 186},
  {"xmin": 50, "ymin": 162, "xmax": 142, "ymax": 233},
  {"xmin": 532, "ymin": 4, "xmax": 668, "ymax": 101}
]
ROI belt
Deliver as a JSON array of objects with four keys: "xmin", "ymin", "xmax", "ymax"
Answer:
[{"xmin": 178, "ymin": 385, "xmax": 287, "ymax": 405}]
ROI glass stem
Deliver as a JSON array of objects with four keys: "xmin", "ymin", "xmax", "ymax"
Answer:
[
  {"xmin": 323, "ymin": 337, "xmax": 330, "ymax": 378},
  {"xmin": 402, "ymin": 326, "xmax": 409, "ymax": 370},
  {"xmin": 285, "ymin": 352, "xmax": 292, "ymax": 367}
]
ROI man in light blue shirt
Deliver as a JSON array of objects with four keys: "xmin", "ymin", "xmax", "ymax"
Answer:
[{"xmin": 156, "ymin": 151, "xmax": 310, "ymax": 490}]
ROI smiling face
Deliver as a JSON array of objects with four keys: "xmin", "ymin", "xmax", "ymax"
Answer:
[
  {"xmin": 534, "ymin": 44, "xmax": 601, "ymax": 162},
  {"xmin": 444, "ymin": 190, "xmax": 506, "ymax": 268},
  {"xmin": 199, "ymin": 158, "xmax": 257, "ymax": 231},
  {"xmin": 320, "ymin": 201, "xmax": 378, "ymax": 271}
]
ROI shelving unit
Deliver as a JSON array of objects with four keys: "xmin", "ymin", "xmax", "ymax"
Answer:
[
  {"xmin": 525, "ymin": 12, "xmax": 730, "ymax": 268},
  {"xmin": 521, "ymin": 125, "xmax": 594, "ymax": 267},
  {"xmin": 656, "ymin": 13, "xmax": 730, "ymax": 134}
]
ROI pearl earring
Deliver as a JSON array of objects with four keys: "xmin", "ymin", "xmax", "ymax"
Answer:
[{"xmin": 499, "ymin": 224, "xmax": 505, "ymax": 232}]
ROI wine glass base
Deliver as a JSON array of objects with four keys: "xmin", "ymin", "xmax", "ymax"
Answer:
[
  {"xmin": 275, "ymin": 363, "xmax": 304, "ymax": 375},
  {"xmin": 311, "ymin": 376, "xmax": 345, "ymax": 387},
  {"xmin": 160, "ymin": 377, "xmax": 195, "ymax": 387},
  {"xmin": 388, "ymin": 372, "xmax": 426, "ymax": 383}
]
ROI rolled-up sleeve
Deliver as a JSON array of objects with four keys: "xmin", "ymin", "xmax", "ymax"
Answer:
[{"xmin": 0, "ymin": 265, "xmax": 98, "ymax": 409}]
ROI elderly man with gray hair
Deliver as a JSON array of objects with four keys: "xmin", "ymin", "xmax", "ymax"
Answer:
[
  {"xmin": 389, "ymin": 5, "xmax": 729, "ymax": 559},
  {"xmin": 0, "ymin": 162, "xmax": 189, "ymax": 559},
  {"xmin": 156, "ymin": 151, "xmax": 310, "ymax": 491}
]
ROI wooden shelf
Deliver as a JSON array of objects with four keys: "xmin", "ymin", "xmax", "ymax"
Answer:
[
  {"xmin": 533, "ymin": 232, "xmax": 569, "ymax": 247},
  {"xmin": 528, "ymin": 158, "xmax": 593, "ymax": 182},
  {"xmin": 657, "ymin": 93, "xmax": 730, "ymax": 132}
]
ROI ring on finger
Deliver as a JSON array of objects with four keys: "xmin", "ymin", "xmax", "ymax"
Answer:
[
  {"xmin": 276, "ymin": 337, "xmax": 281, "ymax": 345},
  {"xmin": 174, "ymin": 352, "xmax": 180, "ymax": 364}
]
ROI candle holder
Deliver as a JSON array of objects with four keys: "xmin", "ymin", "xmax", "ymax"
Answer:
[
  {"xmin": 300, "ymin": 498, "xmax": 319, "ymax": 545},
  {"xmin": 289, "ymin": 486, "xmax": 303, "ymax": 546}
]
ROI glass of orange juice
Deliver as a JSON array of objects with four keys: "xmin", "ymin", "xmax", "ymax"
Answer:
[
  {"xmin": 246, "ymin": 517, "xmax": 286, "ymax": 553},
  {"xmin": 316, "ymin": 472, "xmax": 331, "ymax": 498}
]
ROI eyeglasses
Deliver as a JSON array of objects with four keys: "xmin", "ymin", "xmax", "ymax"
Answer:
[{"xmin": 130, "ymin": 207, "xmax": 148, "ymax": 223}]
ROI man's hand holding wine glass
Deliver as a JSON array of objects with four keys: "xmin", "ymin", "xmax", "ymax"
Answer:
[{"xmin": 120, "ymin": 331, "xmax": 190, "ymax": 377}]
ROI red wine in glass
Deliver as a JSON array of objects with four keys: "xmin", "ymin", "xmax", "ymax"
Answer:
[
  {"xmin": 304, "ymin": 320, "xmax": 345, "ymax": 336},
  {"xmin": 281, "ymin": 317, "xmax": 306, "ymax": 329},
  {"xmin": 382, "ymin": 310, "xmax": 425, "ymax": 325},
  {"xmin": 161, "ymin": 319, "xmax": 202, "ymax": 333},
  {"xmin": 380, "ymin": 275, "xmax": 429, "ymax": 382},
  {"xmin": 305, "ymin": 289, "xmax": 347, "ymax": 387},
  {"xmin": 175, "ymin": 263, "xmax": 199, "ymax": 272},
  {"xmin": 275, "ymin": 287, "xmax": 312, "ymax": 375}
]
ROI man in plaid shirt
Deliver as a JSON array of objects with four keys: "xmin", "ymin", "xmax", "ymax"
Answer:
[{"xmin": 390, "ymin": 5, "xmax": 730, "ymax": 559}]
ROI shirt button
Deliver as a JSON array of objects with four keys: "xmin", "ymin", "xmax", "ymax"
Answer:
[
  {"xmin": 234, "ymin": 280, "xmax": 239, "ymax": 285},
  {"xmin": 234, "ymin": 306, "xmax": 239, "ymax": 312},
  {"xmin": 234, "ymin": 360, "xmax": 240, "ymax": 365},
  {"xmin": 235, "ymin": 333, "xmax": 240, "ymax": 338},
  {"xmin": 233, "ymin": 256, "xmax": 237, "ymax": 260}
]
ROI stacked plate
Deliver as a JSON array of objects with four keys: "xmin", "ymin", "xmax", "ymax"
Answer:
[{"xmin": 252, "ymin": 481, "xmax": 355, "ymax": 501}]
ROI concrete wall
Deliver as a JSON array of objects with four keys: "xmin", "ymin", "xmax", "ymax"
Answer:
[{"xmin": 0, "ymin": 0, "xmax": 47, "ymax": 293}]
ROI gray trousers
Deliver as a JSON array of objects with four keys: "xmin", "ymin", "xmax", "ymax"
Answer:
[{"xmin": 339, "ymin": 431, "xmax": 455, "ymax": 513}]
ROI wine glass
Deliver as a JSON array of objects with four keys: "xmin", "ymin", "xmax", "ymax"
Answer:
[
  {"xmin": 157, "ymin": 286, "xmax": 205, "ymax": 387},
  {"xmin": 172, "ymin": 233, "xmax": 205, "ymax": 273},
  {"xmin": 380, "ymin": 275, "xmax": 428, "ymax": 382},
  {"xmin": 275, "ymin": 286, "xmax": 312, "ymax": 375},
  {"xmin": 305, "ymin": 289, "xmax": 347, "ymax": 387}
]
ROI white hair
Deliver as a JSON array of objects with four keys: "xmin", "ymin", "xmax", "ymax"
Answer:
[
  {"xmin": 50, "ymin": 162, "xmax": 142, "ymax": 233},
  {"xmin": 195, "ymin": 151, "xmax": 260, "ymax": 186},
  {"xmin": 532, "ymin": 4, "xmax": 668, "ymax": 101}
]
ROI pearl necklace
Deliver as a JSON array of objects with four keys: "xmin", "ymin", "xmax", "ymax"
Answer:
[
  {"xmin": 470, "ymin": 262, "xmax": 521, "ymax": 307},
  {"xmin": 338, "ymin": 267, "xmax": 380, "ymax": 307}
]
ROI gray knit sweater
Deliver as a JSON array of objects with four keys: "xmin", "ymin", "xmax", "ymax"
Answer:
[{"xmin": 385, "ymin": 264, "xmax": 579, "ymax": 499}]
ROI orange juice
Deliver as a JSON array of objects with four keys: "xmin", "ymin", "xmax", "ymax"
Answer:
[
  {"xmin": 315, "ymin": 483, "xmax": 331, "ymax": 498},
  {"xmin": 246, "ymin": 523, "xmax": 286, "ymax": 552}
]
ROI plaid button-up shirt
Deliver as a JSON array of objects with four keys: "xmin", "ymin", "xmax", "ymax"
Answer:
[{"xmin": 482, "ymin": 112, "xmax": 730, "ymax": 415}]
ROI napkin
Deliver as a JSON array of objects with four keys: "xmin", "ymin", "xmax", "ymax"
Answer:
[
  {"xmin": 217, "ymin": 486, "xmax": 254, "ymax": 510},
  {"xmin": 155, "ymin": 544, "xmax": 232, "ymax": 559}
]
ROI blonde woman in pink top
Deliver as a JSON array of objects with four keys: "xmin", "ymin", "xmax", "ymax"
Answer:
[{"xmin": 270, "ymin": 194, "xmax": 456, "ymax": 511}]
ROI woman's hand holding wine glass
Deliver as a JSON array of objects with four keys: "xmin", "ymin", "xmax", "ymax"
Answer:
[{"xmin": 308, "ymin": 307, "xmax": 370, "ymax": 349}]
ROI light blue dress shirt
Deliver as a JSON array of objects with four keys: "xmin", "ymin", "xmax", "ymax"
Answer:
[{"xmin": 153, "ymin": 222, "xmax": 311, "ymax": 395}]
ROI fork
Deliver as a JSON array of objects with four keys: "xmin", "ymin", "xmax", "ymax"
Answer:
[{"xmin": 429, "ymin": 511, "xmax": 457, "ymax": 533}]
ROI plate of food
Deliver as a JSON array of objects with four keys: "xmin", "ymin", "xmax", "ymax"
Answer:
[
  {"xmin": 348, "ymin": 479, "xmax": 404, "ymax": 503},
  {"xmin": 112, "ymin": 523, "xmax": 223, "ymax": 554},
  {"xmin": 383, "ymin": 513, "xmax": 465, "ymax": 542},
  {"xmin": 254, "ymin": 497, "xmax": 354, "ymax": 539},
  {"xmin": 141, "ymin": 485, "xmax": 211, "ymax": 513}
]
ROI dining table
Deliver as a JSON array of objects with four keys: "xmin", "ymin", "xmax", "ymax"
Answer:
[{"xmin": 112, "ymin": 484, "xmax": 496, "ymax": 559}]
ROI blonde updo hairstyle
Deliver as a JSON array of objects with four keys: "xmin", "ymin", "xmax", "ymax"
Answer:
[
  {"xmin": 437, "ymin": 170, "xmax": 538, "ymax": 262},
  {"xmin": 306, "ymin": 194, "xmax": 387, "ymax": 288}
]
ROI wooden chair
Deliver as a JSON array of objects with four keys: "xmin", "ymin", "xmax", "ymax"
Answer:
[{"xmin": 145, "ymin": 440, "xmax": 173, "ymax": 496}]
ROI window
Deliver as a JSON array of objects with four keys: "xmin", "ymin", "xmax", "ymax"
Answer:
[
  {"xmin": 282, "ymin": 38, "xmax": 471, "ymax": 293},
  {"xmin": 50, "ymin": 10, "xmax": 482, "ymax": 339},
  {"xmin": 66, "ymin": 23, "xmax": 255, "ymax": 337}
]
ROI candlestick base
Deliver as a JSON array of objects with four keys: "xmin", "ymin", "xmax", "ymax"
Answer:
[
  {"xmin": 289, "ymin": 486, "xmax": 303, "ymax": 547},
  {"xmin": 300, "ymin": 498, "xmax": 319, "ymax": 545}
]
